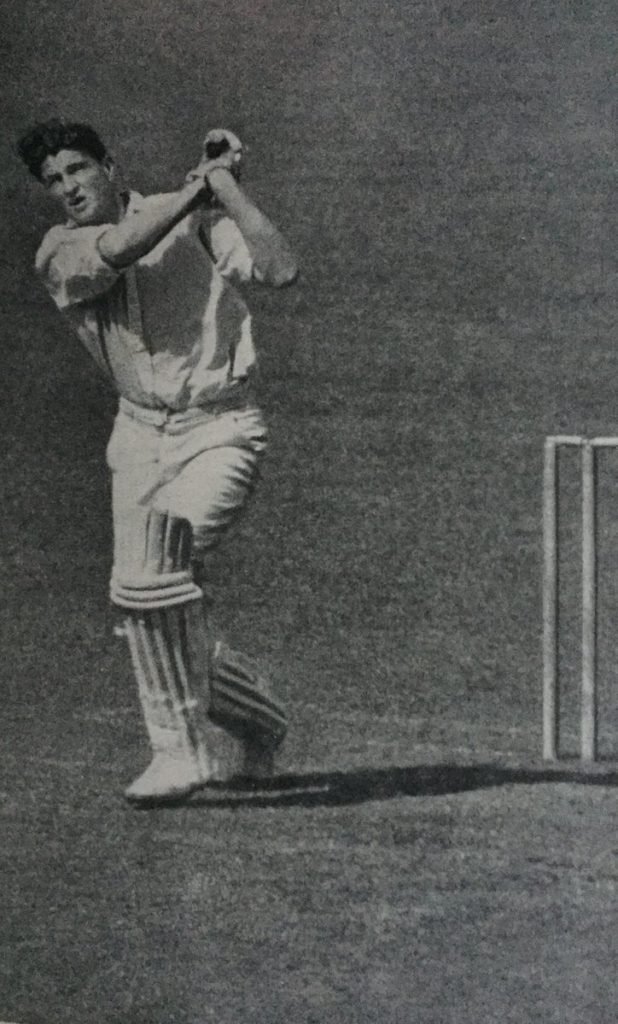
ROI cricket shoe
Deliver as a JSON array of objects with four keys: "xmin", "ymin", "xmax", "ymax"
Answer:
[
  {"xmin": 124, "ymin": 752, "xmax": 212, "ymax": 807},
  {"xmin": 125, "ymin": 744, "xmax": 279, "ymax": 803},
  {"xmin": 124, "ymin": 722, "xmax": 251, "ymax": 806}
]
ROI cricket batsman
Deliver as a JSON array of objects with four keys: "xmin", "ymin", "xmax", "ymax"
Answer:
[{"xmin": 17, "ymin": 118, "xmax": 298, "ymax": 807}]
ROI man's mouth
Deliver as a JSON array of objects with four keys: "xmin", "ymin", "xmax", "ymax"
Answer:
[{"xmin": 69, "ymin": 196, "xmax": 88, "ymax": 210}]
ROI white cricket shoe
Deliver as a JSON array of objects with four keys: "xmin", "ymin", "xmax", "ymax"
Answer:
[
  {"xmin": 125, "ymin": 752, "xmax": 211, "ymax": 806},
  {"xmin": 125, "ymin": 721, "xmax": 253, "ymax": 806}
]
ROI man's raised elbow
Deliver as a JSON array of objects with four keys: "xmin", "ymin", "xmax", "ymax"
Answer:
[
  {"xmin": 254, "ymin": 248, "xmax": 299, "ymax": 288},
  {"xmin": 271, "ymin": 259, "xmax": 299, "ymax": 288}
]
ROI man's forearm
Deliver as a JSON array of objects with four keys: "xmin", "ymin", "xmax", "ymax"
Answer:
[
  {"xmin": 98, "ymin": 180, "xmax": 205, "ymax": 269},
  {"xmin": 207, "ymin": 169, "xmax": 298, "ymax": 287}
]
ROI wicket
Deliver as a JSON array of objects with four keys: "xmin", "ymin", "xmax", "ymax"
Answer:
[{"xmin": 542, "ymin": 434, "xmax": 618, "ymax": 762}]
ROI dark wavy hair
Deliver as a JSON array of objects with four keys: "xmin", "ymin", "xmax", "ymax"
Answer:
[{"xmin": 17, "ymin": 119, "xmax": 108, "ymax": 180}]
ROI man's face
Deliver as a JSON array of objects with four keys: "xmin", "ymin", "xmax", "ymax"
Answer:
[{"xmin": 40, "ymin": 148, "xmax": 119, "ymax": 226}]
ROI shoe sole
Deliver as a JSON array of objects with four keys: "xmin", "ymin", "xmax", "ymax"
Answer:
[{"xmin": 124, "ymin": 775, "xmax": 212, "ymax": 809}]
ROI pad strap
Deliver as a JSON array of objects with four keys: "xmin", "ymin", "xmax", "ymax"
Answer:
[{"xmin": 112, "ymin": 573, "xmax": 202, "ymax": 610}]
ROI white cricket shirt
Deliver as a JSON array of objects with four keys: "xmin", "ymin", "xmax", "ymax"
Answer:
[{"xmin": 35, "ymin": 191, "xmax": 257, "ymax": 411}]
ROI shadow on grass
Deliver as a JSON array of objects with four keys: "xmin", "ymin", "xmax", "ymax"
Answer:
[{"xmin": 185, "ymin": 761, "xmax": 618, "ymax": 811}]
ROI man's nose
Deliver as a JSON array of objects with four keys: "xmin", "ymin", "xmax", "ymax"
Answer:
[{"xmin": 63, "ymin": 178, "xmax": 78, "ymax": 196}]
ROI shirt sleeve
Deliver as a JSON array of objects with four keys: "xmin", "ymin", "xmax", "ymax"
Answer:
[
  {"xmin": 35, "ymin": 224, "xmax": 121, "ymax": 309},
  {"xmin": 209, "ymin": 216, "xmax": 255, "ymax": 284}
]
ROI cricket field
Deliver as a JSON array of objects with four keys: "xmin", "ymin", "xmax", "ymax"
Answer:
[{"xmin": 2, "ymin": 2, "xmax": 616, "ymax": 1022}]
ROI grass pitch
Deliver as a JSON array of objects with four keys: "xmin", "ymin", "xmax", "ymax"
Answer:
[{"xmin": 2, "ymin": 2, "xmax": 617, "ymax": 1022}]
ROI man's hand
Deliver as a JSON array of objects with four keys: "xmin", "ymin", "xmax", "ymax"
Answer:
[
  {"xmin": 203, "ymin": 129, "xmax": 243, "ymax": 180},
  {"xmin": 184, "ymin": 129, "xmax": 243, "ymax": 207},
  {"xmin": 186, "ymin": 129, "xmax": 242, "ymax": 181}
]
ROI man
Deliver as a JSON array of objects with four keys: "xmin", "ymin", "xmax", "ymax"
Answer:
[{"xmin": 18, "ymin": 118, "xmax": 298, "ymax": 807}]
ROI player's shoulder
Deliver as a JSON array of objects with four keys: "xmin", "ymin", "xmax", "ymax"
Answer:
[
  {"xmin": 35, "ymin": 223, "xmax": 71, "ymax": 271},
  {"xmin": 210, "ymin": 213, "xmax": 242, "ymax": 241},
  {"xmin": 209, "ymin": 214, "xmax": 248, "ymax": 256},
  {"xmin": 207, "ymin": 214, "xmax": 254, "ymax": 283}
]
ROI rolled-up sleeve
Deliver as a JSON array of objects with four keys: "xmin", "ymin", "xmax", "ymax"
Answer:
[
  {"xmin": 209, "ymin": 216, "xmax": 254, "ymax": 285},
  {"xmin": 35, "ymin": 224, "xmax": 121, "ymax": 309}
]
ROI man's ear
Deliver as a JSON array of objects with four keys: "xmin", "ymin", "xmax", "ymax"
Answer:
[{"xmin": 103, "ymin": 156, "xmax": 115, "ymax": 180}]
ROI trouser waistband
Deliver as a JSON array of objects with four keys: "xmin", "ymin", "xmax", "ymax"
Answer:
[{"xmin": 118, "ymin": 390, "xmax": 254, "ymax": 427}]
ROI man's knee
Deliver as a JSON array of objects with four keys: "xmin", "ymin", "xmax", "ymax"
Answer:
[
  {"xmin": 110, "ymin": 509, "xmax": 202, "ymax": 609},
  {"xmin": 168, "ymin": 444, "xmax": 263, "ymax": 554}
]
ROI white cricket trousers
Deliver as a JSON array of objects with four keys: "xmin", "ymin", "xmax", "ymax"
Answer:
[{"xmin": 106, "ymin": 397, "xmax": 267, "ymax": 578}]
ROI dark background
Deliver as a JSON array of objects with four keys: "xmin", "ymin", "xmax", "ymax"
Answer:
[{"xmin": 2, "ymin": 2, "xmax": 617, "ymax": 1022}]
